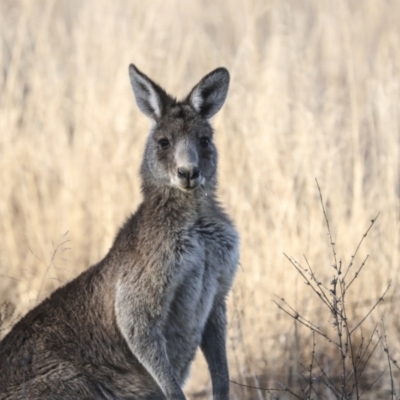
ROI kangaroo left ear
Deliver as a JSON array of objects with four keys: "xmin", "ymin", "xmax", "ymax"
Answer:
[{"xmin": 187, "ymin": 68, "xmax": 230, "ymax": 120}]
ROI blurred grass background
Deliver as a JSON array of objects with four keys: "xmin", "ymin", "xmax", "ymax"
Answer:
[{"xmin": 1, "ymin": 0, "xmax": 400, "ymax": 398}]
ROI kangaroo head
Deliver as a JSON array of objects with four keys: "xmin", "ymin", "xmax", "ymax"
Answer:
[{"xmin": 129, "ymin": 64, "xmax": 229, "ymax": 194}]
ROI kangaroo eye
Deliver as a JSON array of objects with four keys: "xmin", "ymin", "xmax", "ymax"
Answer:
[
  {"xmin": 158, "ymin": 138, "xmax": 170, "ymax": 149},
  {"xmin": 200, "ymin": 137, "xmax": 210, "ymax": 148}
]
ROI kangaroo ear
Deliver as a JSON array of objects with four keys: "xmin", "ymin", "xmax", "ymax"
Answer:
[
  {"xmin": 187, "ymin": 68, "xmax": 230, "ymax": 119},
  {"xmin": 129, "ymin": 64, "xmax": 170, "ymax": 120}
]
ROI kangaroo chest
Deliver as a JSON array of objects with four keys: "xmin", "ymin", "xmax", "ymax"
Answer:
[{"xmin": 164, "ymin": 216, "xmax": 239, "ymax": 378}]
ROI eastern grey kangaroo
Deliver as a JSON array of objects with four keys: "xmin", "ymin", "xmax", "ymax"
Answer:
[{"xmin": 0, "ymin": 64, "xmax": 239, "ymax": 400}]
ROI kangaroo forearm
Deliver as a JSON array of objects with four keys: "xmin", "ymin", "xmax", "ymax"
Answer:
[
  {"xmin": 132, "ymin": 339, "xmax": 185, "ymax": 400},
  {"xmin": 115, "ymin": 296, "xmax": 185, "ymax": 400},
  {"xmin": 201, "ymin": 303, "xmax": 230, "ymax": 399}
]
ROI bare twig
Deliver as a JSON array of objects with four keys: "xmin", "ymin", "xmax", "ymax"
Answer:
[
  {"xmin": 358, "ymin": 369, "xmax": 386, "ymax": 399},
  {"xmin": 284, "ymin": 253, "xmax": 335, "ymax": 314},
  {"xmin": 343, "ymin": 214, "xmax": 379, "ymax": 282},
  {"xmin": 344, "ymin": 255, "xmax": 369, "ymax": 295},
  {"xmin": 350, "ymin": 283, "xmax": 390, "ymax": 335},
  {"xmin": 357, "ymin": 324, "xmax": 379, "ymax": 379},
  {"xmin": 229, "ymin": 379, "xmax": 303, "ymax": 399},
  {"xmin": 377, "ymin": 320, "xmax": 398, "ymax": 400},
  {"xmin": 35, "ymin": 231, "xmax": 70, "ymax": 305},
  {"xmin": 315, "ymin": 179, "xmax": 339, "ymax": 271},
  {"xmin": 273, "ymin": 297, "xmax": 335, "ymax": 345}
]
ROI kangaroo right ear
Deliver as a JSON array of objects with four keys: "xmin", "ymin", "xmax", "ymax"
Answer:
[{"xmin": 129, "ymin": 64, "xmax": 169, "ymax": 120}]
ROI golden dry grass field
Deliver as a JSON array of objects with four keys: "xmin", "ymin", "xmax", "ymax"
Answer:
[{"xmin": 1, "ymin": 0, "xmax": 400, "ymax": 398}]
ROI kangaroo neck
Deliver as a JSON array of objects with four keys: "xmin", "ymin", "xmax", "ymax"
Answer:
[{"xmin": 141, "ymin": 184, "xmax": 203, "ymax": 225}]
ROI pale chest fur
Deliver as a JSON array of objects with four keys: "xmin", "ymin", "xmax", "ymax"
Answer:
[{"xmin": 164, "ymin": 214, "xmax": 239, "ymax": 381}]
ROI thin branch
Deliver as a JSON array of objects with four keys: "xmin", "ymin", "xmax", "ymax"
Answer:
[
  {"xmin": 229, "ymin": 379, "xmax": 303, "ymax": 399},
  {"xmin": 357, "ymin": 324, "xmax": 379, "ymax": 379},
  {"xmin": 35, "ymin": 232, "xmax": 70, "ymax": 305},
  {"xmin": 304, "ymin": 255, "xmax": 333, "ymax": 308},
  {"xmin": 284, "ymin": 253, "xmax": 334, "ymax": 313},
  {"xmin": 358, "ymin": 369, "xmax": 386, "ymax": 399},
  {"xmin": 0, "ymin": 274, "xmax": 22, "ymax": 282},
  {"xmin": 273, "ymin": 297, "xmax": 336, "ymax": 345},
  {"xmin": 343, "ymin": 213, "xmax": 379, "ymax": 282},
  {"xmin": 313, "ymin": 356, "xmax": 342, "ymax": 399},
  {"xmin": 316, "ymin": 179, "xmax": 339, "ymax": 271},
  {"xmin": 378, "ymin": 320, "xmax": 397, "ymax": 400},
  {"xmin": 344, "ymin": 255, "xmax": 369, "ymax": 295},
  {"xmin": 350, "ymin": 283, "xmax": 391, "ymax": 334},
  {"xmin": 300, "ymin": 332, "xmax": 325, "ymax": 400}
]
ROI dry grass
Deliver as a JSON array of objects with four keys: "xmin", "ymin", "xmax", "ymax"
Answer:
[{"xmin": 1, "ymin": 0, "xmax": 400, "ymax": 398}]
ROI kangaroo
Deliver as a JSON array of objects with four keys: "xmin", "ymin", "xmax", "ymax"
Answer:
[{"xmin": 0, "ymin": 64, "xmax": 239, "ymax": 400}]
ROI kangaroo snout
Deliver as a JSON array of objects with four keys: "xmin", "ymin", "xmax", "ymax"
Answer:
[
  {"xmin": 173, "ymin": 140, "xmax": 202, "ymax": 190},
  {"xmin": 177, "ymin": 165, "xmax": 201, "ymax": 189}
]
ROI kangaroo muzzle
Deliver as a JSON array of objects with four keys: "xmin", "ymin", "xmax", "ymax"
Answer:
[
  {"xmin": 174, "ymin": 141, "xmax": 203, "ymax": 190},
  {"xmin": 176, "ymin": 165, "xmax": 201, "ymax": 189}
]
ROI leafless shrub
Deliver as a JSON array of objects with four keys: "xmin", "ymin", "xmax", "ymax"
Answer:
[{"xmin": 271, "ymin": 181, "xmax": 390, "ymax": 399}]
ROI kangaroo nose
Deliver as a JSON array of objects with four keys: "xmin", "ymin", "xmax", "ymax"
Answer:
[{"xmin": 177, "ymin": 166, "xmax": 200, "ymax": 181}]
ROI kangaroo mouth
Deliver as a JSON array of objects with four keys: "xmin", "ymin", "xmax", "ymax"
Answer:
[
  {"xmin": 178, "ymin": 180, "xmax": 201, "ymax": 191},
  {"xmin": 172, "ymin": 175, "xmax": 204, "ymax": 192}
]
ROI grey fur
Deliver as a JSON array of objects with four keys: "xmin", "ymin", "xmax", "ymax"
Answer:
[{"xmin": 0, "ymin": 64, "xmax": 239, "ymax": 400}]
